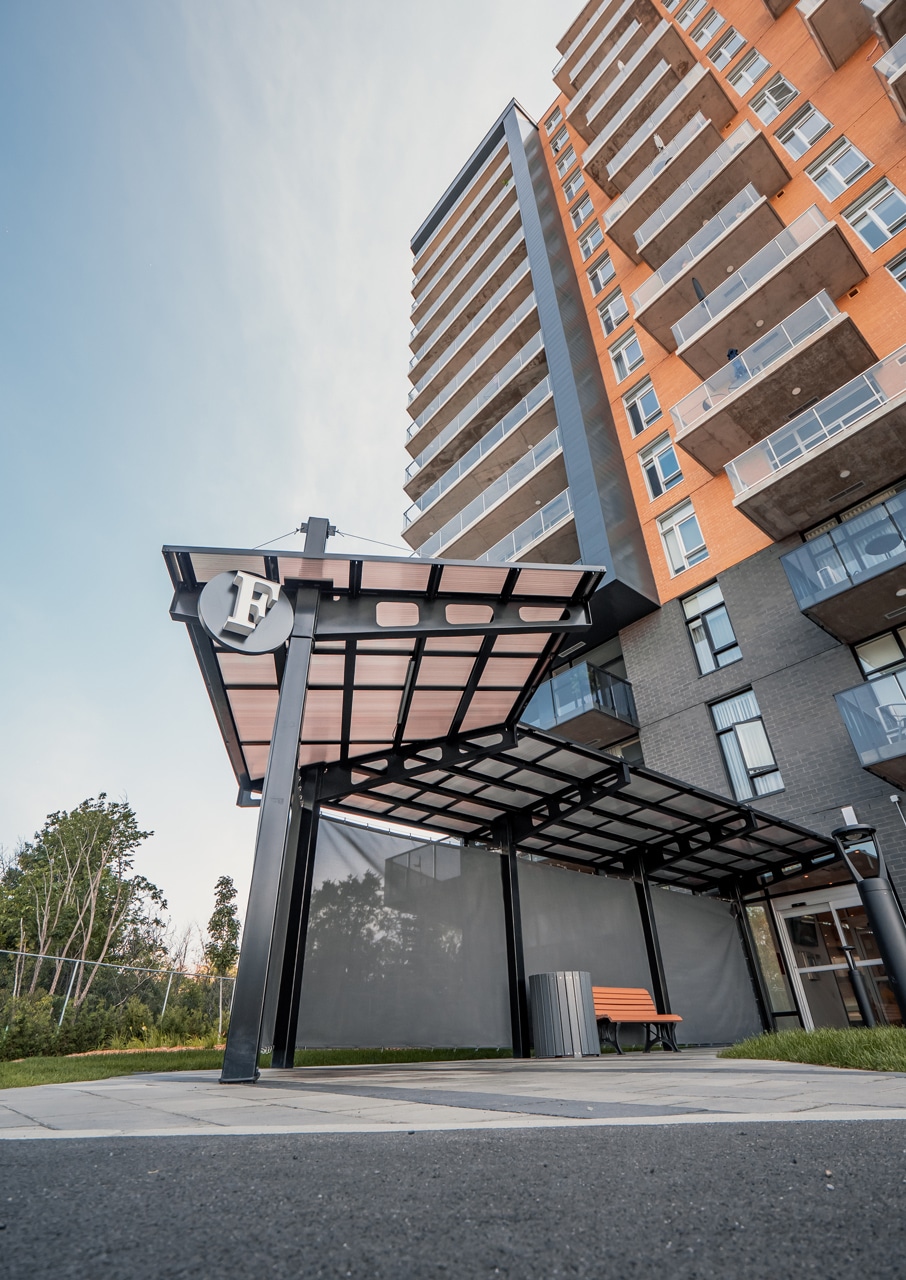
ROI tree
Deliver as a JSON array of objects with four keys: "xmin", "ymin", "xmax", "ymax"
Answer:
[
  {"xmin": 0, "ymin": 795, "xmax": 166, "ymax": 1006},
  {"xmin": 204, "ymin": 876, "xmax": 241, "ymax": 976}
]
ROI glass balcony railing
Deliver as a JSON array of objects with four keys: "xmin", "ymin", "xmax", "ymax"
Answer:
[
  {"xmin": 410, "ymin": 227, "xmax": 525, "ymax": 344},
  {"xmin": 412, "ymin": 150, "xmax": 510, "ymax": 285},
  {"xmin": 404, "ymin": 376, "xmax": 547, "ymax": 486},
  {"xmin": 726, "ymin": 345, "xmax": 906, "ymax": 496},
  {"xmin": 605, "ymin": 114, "xmax": 708, "ymax": 230},
  {"xmin": 671, "ymin": 292, "xmax": 839, "ymax": 431},
  {"xmin": 410, "ymin": 260, "xmax": 530, "ymax": 377},
  {"xmin": 835, "ymin": 667, "xmax": 906, "ymax": 773},
  {"xmin": 411, "ymin": 177, "xmax": 516, "ymax": 312},
  {"xmin": 606, "ymin": 64, "xmax": 709, "ymax": 181},
  {"xmin": 780, "ymin": 491, "xmax": 906, "ymax": 611},
  {"xmin": 585, "ymin": 21, "xmax": 672, "ymax": 130},
  {"xmin": 557, "ymin": 0, "xmax": 617, "ymax": 70},
  {"xmin": 522, "ymin": 662, "xmax": 639, "ymax": 734},
  {"xmin": 404, "ymin": 376, "xmax": 552, "ymax": 520},
  {"xmin": 571, "ymin": 20, "xmax": 642, "ymax": 119},
  {"xmin": 414, "ymin": 428, "xmax": 562, "ymax": 558},
  {"xmin": 591, "ymin": 59, "xmax": 670, "ymax": 147},
  {"xmin": 407, "ymin": 293, "xmax": 537, "ymax": 420},
  {"xmin": 406, "ymin": 328, "xmax": 544, "ymax": 451},
  {"xmin": 571, "ymin": 0, "xmax": 636, "ymax": 85},
  {"xmin": 631, "ymin": 185, "xmax": 760, "ymax": 313},
  {"xmin": 671, "ymin": 206, "xmax": 828, "ymax": 348},
  {"xmin": 634, "ymin": 120, "xmax": 758, "ymax": 250},
  {"xmin": 478, "ymin": 489, "xmax": 574, "ymax": 563},
  {"xmin": 876, "ymin": 31, "xmax": 906, "ymax": 76}
]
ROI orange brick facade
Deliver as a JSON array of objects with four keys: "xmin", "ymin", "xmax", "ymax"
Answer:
[{"xmin": 540, "ymin": 0, "xmax": 906, "ymax": 603}]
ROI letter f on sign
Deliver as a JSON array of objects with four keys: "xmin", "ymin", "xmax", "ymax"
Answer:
[{"xmin": 223, "ymin": 571, "xmax": 281, "ymax": 637}]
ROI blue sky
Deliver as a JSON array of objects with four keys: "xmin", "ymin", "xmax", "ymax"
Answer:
[{"xmin": 0, "ymin": 0, "xmax": 578, "ymax": 942}]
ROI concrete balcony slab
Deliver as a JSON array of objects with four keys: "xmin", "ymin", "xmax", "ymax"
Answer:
[{"xmin": 798, "ymin": 0, "xmax": 872, "ymax": 68}]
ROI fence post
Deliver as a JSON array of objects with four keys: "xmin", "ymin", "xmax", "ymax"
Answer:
[
  {"xmin": 58, "ymin": 960, "xmax": 80, "ymax": 1027},
  {"xmin": 160, "ymin": 971, "xmax": 175, "ymax": 1022}
]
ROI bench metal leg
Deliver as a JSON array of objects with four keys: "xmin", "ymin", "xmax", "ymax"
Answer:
[
  {"xmin": 645, "ymin": 1023, "xmax": 681, "ymax": 1052},
  {"xmin": 597, "ymin": 1020, "xmax": 623, "ymax": 1055}
]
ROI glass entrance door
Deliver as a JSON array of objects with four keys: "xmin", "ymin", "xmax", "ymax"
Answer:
[{"xmin": 775, "ymin": 889, "xmax": 900, "ymax": 1028}]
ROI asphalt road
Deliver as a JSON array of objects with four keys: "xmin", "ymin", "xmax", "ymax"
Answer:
[{"xmin": 3, "ymin": 1122, "xmax": 905, "ymax": 1278}]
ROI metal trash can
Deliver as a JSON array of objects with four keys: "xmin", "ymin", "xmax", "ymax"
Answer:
[{"xmin": 529, "ymin": 970, "xmax": 600, "ymax": 1058}]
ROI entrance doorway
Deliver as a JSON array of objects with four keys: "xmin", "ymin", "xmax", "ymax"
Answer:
[{"xmin": 774, "ymin": 887, "xmax": 901, "ymax": 1028}]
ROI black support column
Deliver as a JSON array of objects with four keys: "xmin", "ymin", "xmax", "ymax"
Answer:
[
  {"xmin": 270, "ymin": 770, "xmax": 321, "ymax": 1069},
  {"xmin": 732, "ymin": 882, "xmax": 775, "ymax": 1033},
  {"xmin": 633, "ymin": 853, "xmax": 671, "ymax": 1015},
  {"xmin": 500, "ymin": 821, "xmax": 531, "ymax": 1058}
]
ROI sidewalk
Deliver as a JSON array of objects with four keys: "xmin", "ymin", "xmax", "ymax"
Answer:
[{"xmin": 3, "ymin": 1049, "xmax": 906, "ymax": 1138}]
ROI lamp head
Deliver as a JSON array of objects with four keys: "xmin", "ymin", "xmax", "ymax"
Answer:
[{"xmin": 831, "ymin": 823, "xmax": 882, "ymax": 881}]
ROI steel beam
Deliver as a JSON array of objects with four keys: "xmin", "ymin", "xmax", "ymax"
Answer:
[
  {"xmin": 634, "ymin": 852, "xmax": 672, "ymax": 1016},
  {"xmin": 732, "ymin": 882, "xmax": 775, "ymax": 1033},
  {"xmin": 220, "ymin": 588, "xmax": 319, "ymax": 1084}
]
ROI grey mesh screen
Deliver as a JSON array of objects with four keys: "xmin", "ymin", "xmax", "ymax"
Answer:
[
  {"xmin": 519, "ymin": 863, "xmax": 652, "ymax": 988},
  {"xmin": 652, "ymin": 888, "xmax": 762, "ymax": 1045},
  {"xmin": 289, "ymin": 819, "xmax": 511, "ymax": 1049}
]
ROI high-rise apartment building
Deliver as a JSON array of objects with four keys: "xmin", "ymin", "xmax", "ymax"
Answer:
[{"xmin": 406, "ymin": 0, "xmax": 906, "ymax": 1026}]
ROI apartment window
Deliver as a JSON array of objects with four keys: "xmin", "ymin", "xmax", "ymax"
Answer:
[
  {"xmin": 551, "ymin": 127, "xmax": 569, "ymax": 156},
  {"xmin": 623, "ymin": 377, "xmax": 662, "ymax": 435},
  {"xmin": 887, "ymin": 249, "xmax": 906, "ymax": 289},
  {"xmin": 845, "ymin": 179, "xmax": 906, "ymax": 250},
  {"xmin": 609, "ymin": 328, "xmax": 645, "ymax": 381},
  {"xmin": 587, "ymin": 253, "xmax": 615, "ymax": 295},
  {"xmin": 677, "ymin": 0, "xmax": 708, "ymax": 28},
  {"xmin": 658, "ymin": 499, "xmax": 708, "ymax": 574},
  {"xmin": 775, "ymin": 103, "xmax": 831, "ymax": 160},
  {"xmin": 691, "ymin": 9, "xmax": 724, "ymax": 46},
  {"xmin": 555, "ymin": 145, "xmax": 577, "ymax": 177},
  {"xmin": 571, "ymin": 194, "xmax": 594, "ymax": 229},
  {"xmin": 598, "ymin": 288, "xmax": 629, "ymax": 335},
  {"xmin": 563, "ymin": 170, "xmax": 586, "ymax": 203},
  {"xmin": 806, "ymin": 137, "xmax": 871, "ymax": 200},
  {"xmin": 855, "ymin": 627, "xmax": 906, "ymax": 678},
  {"xmin": 711, "ymin": 690, "xmax": 783, "ymax": 801},
  {"xmin": 727, "ymin": 49, "xmax": 770, "ymax": 94},
  {"xmin": 545, "ymin": 106, "xmax": 563, "ymax": 135},
  {"xmin": 682, "ymin": 582, "xmax": 741, "ymax": 674},
  {"xmin": 578, "ymin": 220, "xmax": 604, "ymax": 261},
  {"xmin": 639, "ymin": 434, "xmax": 683, "ymax": 499},
  {"xmin": 709, "ymin": 27, "xmax": 745, "ymax": 70},
  {"xmin": 750, "ymin": 73, "xmax": 797, "ymax": 124}
]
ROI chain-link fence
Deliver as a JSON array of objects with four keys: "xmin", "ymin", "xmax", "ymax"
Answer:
[{"xmin": 0, "ymin": 948, "xmax": 235, "ymax": 1059}]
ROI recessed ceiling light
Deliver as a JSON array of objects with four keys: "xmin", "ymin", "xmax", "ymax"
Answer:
[
  {"xmin": 839, "ymin": 470, "xmax": 851, "ymax": 479},
  {"xmin": 755, "ymin": 319, "xmax": 764, "ymax": 328},
  {"xmin": 897, "ymin": 588, "xmax": 906, "ymax": 597},
  {"xmin": 791, "ymin": 387, "xmax": 801, "ymax": 396}
]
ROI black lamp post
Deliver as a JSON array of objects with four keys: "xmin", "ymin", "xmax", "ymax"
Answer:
[{"xmin": 831, "ymin": 823, "xmax": 906, "ymax": 1023}]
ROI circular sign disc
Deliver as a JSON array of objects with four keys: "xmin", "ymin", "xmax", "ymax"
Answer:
[{"xmin": 198, "ymin": 570, "xmax": 294, "ymax": 654}]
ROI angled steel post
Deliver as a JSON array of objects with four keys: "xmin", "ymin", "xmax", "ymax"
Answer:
[
  {"xmin": 499, "ymin": 819, "xmax": 531, "ymax": 1058},
  {"xmin": 732, "ymin": 881, "xmax": 775, "ymax": 1033},
  {"xmin": 220, "ymin": 587, "xmax": 319, "ymax": 1083},
  {"xmin": 633, "ymin": 852, "xmax": 672, "ymax": 1016},
  {"xmin": 270, "ymin": 770, "xmax": 322, "ymax": 1069}
]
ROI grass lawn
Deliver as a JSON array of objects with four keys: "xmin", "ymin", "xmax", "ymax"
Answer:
[
  {"xmin": 719, "ymin": 1026, "xmax": 906, "ymax": 1072},
  {"xmin": 0, "ymin": 1045, "xmax": 511, "ymax": 1090}
]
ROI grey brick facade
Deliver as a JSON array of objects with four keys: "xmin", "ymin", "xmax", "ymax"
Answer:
[{"xmin": 620, "ymin": 540, "xmax": 906, "ymax": 896}]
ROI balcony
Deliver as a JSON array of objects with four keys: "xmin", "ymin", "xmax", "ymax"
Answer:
[
  {"xmin": 671, "ymin": 207, "xmax": 865, "ymax": 380},
  {"xmin": 633, "ymin": 122, "xmax": 790, "ymax": 272},
  {"xmin": 555, "ymin": 0, "xmax": 628, "ymax": 86},
  {"xmin": 863, "ymin": 0, "xmax": 906, "ymax": 48},
  {"xmin": 562, "ymin": 0, "xmax": 661, "ymax": 97},
  {"xmin": 410, "ymin": 231, "xmax": 527, "ymax": 360},
  {"xmin": 603, "ymin": 114, "xmax": 725, "ymax": 260},
  {"xmin": 579, "ymin": 60, "xmax": 682, "ymax": 184},
  {"xmin": 522, "ymin": 663, "xmax": 639, "ymax": 748},
  {"xmin": 875, "ymin": 35, "xmax": 906, "ymax": 124},
  {"xmin": 598, "ymin": 65, "xmax": 736, "ymax": 197},
  {"xmin": 835, "ymin": 667, "xmax": 906, "ymax": 786},
  {"xmin": 413, "ymin": 429, "xmax": 565, "ymax": 560},
  {"xmin": 574, "ymin": 21, "xmax": 693, "ymax": 145},
  {"xmin": 798, "ymin": 0, "xmax": 872, "ymax": 68},
  {"xmin": 412, "ymin": 154, "xmax": 512, "ymax": 294},
  {"xmin": 566, "ymin": 19, "xmax": 652, "ymax": 136},
  {"xmin": 410, "ymin": 207, "xmax": 522, "ymax": 336},
  {"xmin": 726, "ymin": 345, "xmax": 906, "ymax": 539},
  {"xmin": 403, "ymin": 378, "xmax": 555, "ymax": 541},
  {"xmin": 478, "ymin": 489, "xmax": 578, "ymax": 564},
  {"xmin": 407, "ymin": 293, "xmax": 539, "ymax": 426},
  {"xmin": 781, "ymin": 491, "xmax": 906, "ymax": 643},
  {"xmin": 672, "ymin": 293, "xmax": 877, "ymax": 473},
  {"xmin": 632, "ymin": 186, "xmax": 784, "ymax": 349},
  {"xmin": 762, "ymin": 0, "xmax": 797, "ymax": 15}
]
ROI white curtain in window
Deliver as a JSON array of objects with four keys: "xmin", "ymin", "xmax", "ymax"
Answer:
[
  {"xmin": 712, "ymin": 689, "xmax": 760, "ymax": 730},
  {"xmin": 735, "ymin": 718, "xmax": 775, "ymax": 771}
]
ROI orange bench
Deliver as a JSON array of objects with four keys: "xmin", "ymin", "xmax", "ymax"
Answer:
[{"xmin": 592, "ymin": 986, "xmax": 682, "ymax": 1054}]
